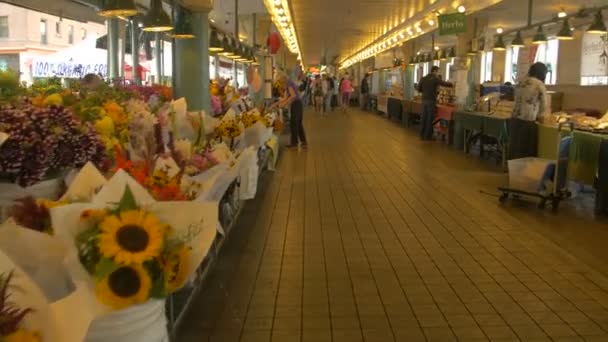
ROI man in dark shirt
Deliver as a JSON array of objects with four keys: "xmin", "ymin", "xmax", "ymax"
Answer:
[
  {"xmin": 417, "ymin": 66, "xmax": 452, "ymax": 140},
  {"xmin": 360, "ymin": 74, "xmax": 370, "ymax": 110}
]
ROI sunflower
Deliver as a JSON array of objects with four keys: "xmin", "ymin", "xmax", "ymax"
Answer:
[
  {"xmin": 4, "ymin": 329, "xmax": 41, "ymax": 342},
  {"xmin": 95, "ymin": 264, "xmax": 151, "ymax": 309},
  {"xmin": 163, "ymin": 246, "xmax": 191, "ymax": 293},
  {"xmin": 98, "ymin": 210, "xmax": 165, "ymax": 265}
]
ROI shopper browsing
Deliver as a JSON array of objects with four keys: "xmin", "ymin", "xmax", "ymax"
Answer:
[
  {"xmin": 340, "ymin": 73, "xmax": 354, "ymax": 113},
  {"xmin": 360, "ymin": 73, "xmax": 370, "ymax": 110},
  {"xmin": 271, "ymin": 72, "xmax": 308, "ymax": 149},
  {"xmin": 417, "ymin": 66, "xmax": 453, "ymax": 140}
]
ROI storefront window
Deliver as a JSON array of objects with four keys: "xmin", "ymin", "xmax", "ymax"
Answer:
[
  {"xmin": 209, "ymin": 56, "xmax": 216, "ymax": 80},
  {"xmin": 480, "ymin": 51, "xmax": 493, "ymax": 82},
  {"xmin": 55, "ymin": 21, "xmax": 61, "ymax": 36},
  {"xmin": 445, "ymin": 58, "xmax": 454, "ymax": 81},
  {"xmin": 81, "ymin": 28, "xmax": 87, "ymax": 40},
  {"xmin": 0, "ymin": 17, "xmax": 8, "ymax": 38},
  {"xmin": 580, "ymin": 32, "xmax": 608, "ymax": 86},
  {"xmin": 40, "ymin": 19, "xmax": 47, "ymax": 45},
  {"xmin": 504, "ymin": 47, "xmax": 520, "ymax": 84},
  {"xmin": 423, "ymin": 62, "xmax": 429, "ymax": 77},
  {"xmin": 68, "ymin": 25, "xmax": 74, "ymax": 44},
  {"xmin": 534, "ymin": 39, "xmax": 559, "ymax": 85}
]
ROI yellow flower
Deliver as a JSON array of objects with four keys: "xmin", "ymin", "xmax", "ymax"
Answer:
[
  {"xmin": 95, "ymin": 264, "xmax": 151, "ymax": 309},
  {"xmin": 95, "ymin": 116, "xmax": 115, "ymax": 137},
  {"xmin": 80, "ymin": 209, "xmax": 107, "ymax": 221},
  {"xmin": 103, "ymin": 101, "xmax": 128, "ymax": 128},
  {"xmin": 163, "ymin": 245, "xmax": 191, "ymax": 293},
  {"xmin": 98, "ymin": 210, "xmax": 165, "ymax": 265},
  {"xmin": 4, "ymin": 329, "xmax": 41, "ymax": 342},
  {"xmin": 36, "ymin": 199, "xmax": 67, "ymax": 209},
  {"xmin": 43, "ymin": 93, "xmax": 63, "ymax": 107}
]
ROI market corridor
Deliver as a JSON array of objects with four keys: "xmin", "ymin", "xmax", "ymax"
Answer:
[{"xmin": 177, "ymin": 108, "xmax": 608, "ymax": 342}]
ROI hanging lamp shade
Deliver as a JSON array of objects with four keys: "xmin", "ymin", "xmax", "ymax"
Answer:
[
  {"xmin": 433, "ymin": 50, "xmax": 440, "ymax": 60},
  {"xmin": 409, "ymin": 56, "xmax": 415, "ymax": 65},
  {"xmin": 440, "ymin": 49, "xmax": 448, "ymax": 60},
  {"xmin": 142, "ymin": 0, "xmax": 172, "ymax": 32},
  {"xmin": 219, "ymin": 36, "xmax": 234, "ymax": 56},
  {"xmin": 231, "ymin": 40, "xmax": 242, "ymax": 59},
  {"xmin": 209, "ymin": 29, "xmax": 223, "ymax": 52},
  {"xmin": 511, "ymin": 31, "xmax": 525, "ymax": 47},
  {"xmin": 556, "ymin": 19, "xmax": 573, "ymax": 40},
  {"xmin": 587, "ymin": 10, "xmax": 607, "ymax": 34},
  {"xmin": 493, "ymin": 35, "xmax": 506, "ymax": 51},
  {"xmin": 532, "ymin": 25, "xmax": 547, "ymax": 44},
  {"xmin": 98, "ymin": 0, "xmax": 138, "ymax": 17},
  {"xmin": 448, "ymin": 47, "xmax": 456, "ymax": 58},
  {"xmin": 172, "ymin": 7, "xmax": 195, "ymax": 39},
  {"xmin": 466, "ymin": 41, "xmax": 476, "ymax": 55}
]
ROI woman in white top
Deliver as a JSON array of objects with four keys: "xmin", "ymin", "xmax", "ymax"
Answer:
[{"xmin": 510, "ymin": 62, "xmax": 548, "ymax": 159}]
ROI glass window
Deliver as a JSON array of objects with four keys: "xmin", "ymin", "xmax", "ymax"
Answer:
[
  {"xmin": 0, "ymin": 16, "xmax": 8, "ymax": 38},
  {"xmin": 480, "ymin": 51, "xmax": 493, "ymax": 82},
  {"xmin": 68, "ymin": 25, "xmax": 74, "ymax": 44},
  {"xmin": 534, "ymin": 39, "xmax": 559, "ymax": 85},
  {"xmin": 423, "ymin": 62, "xmax": 429, "ymax": 77},
  {"xmin": 433, "ymin": 60, "xmax": 440, "ymax": 67},
  {"xmin": 81, "ymin": 28, "xmax": 87, "ymax": 40},
  {"xmin": 445, "ymin": 58, "xmax": 454, "ymax": 81},
  {"xmin": 40, "ymin": 19, "xmax": 47, "ymax": 45},
  {"xmin": 55, "ymin": 21, "xmax": 61, "ymax": 36},
  {"xmin": 504, "ymin": 46, "xmax": 520, "ymax": 84}
]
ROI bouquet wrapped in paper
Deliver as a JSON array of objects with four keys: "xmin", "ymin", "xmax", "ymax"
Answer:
[
  {"xmin": 49, "ymin": 170, "xmax": 218, "ymax": 342},
  {"xmin": 0, "ymin": 249, "xmax": 93, "ymax": 342}
]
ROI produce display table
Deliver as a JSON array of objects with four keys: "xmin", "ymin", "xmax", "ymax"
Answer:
[
  {"xmin": 377, "ymin": 94, "xmax": 388, "ymax": 114},
  {"xmin": 538, "ymin": 125, "xmax": 607, "ymax": 185},
  {"xmin": 387, "ymin": 96, "xmax": 403, "ymax": 122},
  {"xmin": 403, "ymin": 100, "xmax": 423, "ymax": 127},
  {"xmin": 453, "ymin": 111, "xmax": 509, "ymax": 165}
]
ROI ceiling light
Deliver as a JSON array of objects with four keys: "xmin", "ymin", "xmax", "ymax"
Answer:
[
  {"xmin": 587, "ymin": 10, "xmax": 607, "ymax": 34},
  {"xmin": 416, "ymin": 26, "xmax": 422, "ymax": 33},
  {"xmin": 457, "ymin": 5, "xmax": 466, "ymax": 13},
  {"xmin": 532, "ymin": 25, "xmax": 547, "ymax": 44},
  {"xmin": 511, "ymin": 31, "xmax": 524, "ymax": 47},
  {"xmin": 172, "ymin": 6, "xmax": 195, "ymax": 39},
  {"xmin": 142, "ymin": 0, "xmax": 173, "ymax": 32},
  {"xmin": 556, "ymin": 19, "xmax": 573, "ymax": 40},
  {"xmin": 496, "ymin": 27, "xmax": 503, "ymax": 34},
  {"xmin": 557, "ymin": 10, "xmax": 567, "ymax": 18},
  {"xmin": 399, "ymin": 33, "xmax": 405, "ymax": 39},
  {"xmin": 98, "ymin": 0, "xmax": 138, "ymax": 17},
  {"xmin": 428, "ymin": 19, "xmax": 435, "ymax": 26},
  {"xmin": 273, "ymin": 0, "xmax": 281, "ymax": 5},
  {"xmin": 276, "ymin": 8, "xmax": 284, "ymax": 14},
  {"xmin": 219, "ymin": 36, "xmax": 234, "ymax": 56},
  {"xmin": 493, "ymin": 35, "xmax": 506, "ymax": 50}
]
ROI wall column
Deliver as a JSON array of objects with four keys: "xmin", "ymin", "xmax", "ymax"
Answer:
[
  {"xmin": 174, "ymin": 10, "xmax": 211, "ymax": 113},
  {"xmin": 107, "ymin": 18, "xmax": 120, "ymax": 80},
  {"xmin": 130, "ymin": 19, "xmax": 141, "ymax": 85}
]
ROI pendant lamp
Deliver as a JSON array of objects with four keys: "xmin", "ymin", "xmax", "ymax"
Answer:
[
  {"xmin": 433, "ymin": 50, "xmax": 440, "ymax": 61},
  {"xmin": 556, "ymin": 19, "xmax": 573, "ymax": 40},
  {"xmin": 587, "ymin": 10, "xmax": 607, "ymax": 34},
  {"xmin": 448, "ymin": 47, "xmax": 456, "ymax": 58},
  {"xmin": 493, "ymin": 35, "xmax": 506, "ymax": 51},
  {"xmin": 209, "ymin": 29, "xmax": 224, "ymax": 52},
  {"xmin": 142, "ymin": 0, "xmax": 172, "ymax": 32},
  {"xmin": 440, "ymin": 49, "xmax": 447, "ymax": 60},
  {"xmin": 231, "ymin": 40, "xmax": 242, "ymax": 59},
  {"xmin": 219, "ymin": 36, "xmax": 234, "ymax": 56},
  {"xmin": 466, "ymin": 40, "xmax": 476, "ymax": 55},
  {"xmin": 98, "ymin": 0, "xmax": 138, "ymax": 17},
  {"xmin": 172, "ymin": 7, "xmax": 195, "ymax": 39},
  {"xmin": 511, "ymin": 31, "xmax": 525, "ymax": 47},
  {"xmin": 408, "ymin": 56, "xmax": 415, "ymax": 65},
  {"xmin": 532, "ymin": 25, "xmax": 547, "ymax": 44}
]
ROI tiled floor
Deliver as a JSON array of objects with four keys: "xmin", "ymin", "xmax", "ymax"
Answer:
[{"xmin": 176, "ymin": 108, "xmax": 608, "ymax": 342}]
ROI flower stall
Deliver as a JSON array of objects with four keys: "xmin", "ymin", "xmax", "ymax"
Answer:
[{"xmin": 0, "ymin": 71, "xmax": 282, "ymax": 341}]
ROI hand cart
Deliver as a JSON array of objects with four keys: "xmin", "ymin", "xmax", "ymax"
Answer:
[{"xmin": 498, "ymin": 123, "xmax": 573, "ymax": 210}]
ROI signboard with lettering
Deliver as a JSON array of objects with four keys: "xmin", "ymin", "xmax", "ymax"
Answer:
[
  {"xmin": 438, "ymin": 13, "xmax": 467, "ymax": 36},
  {"xmin": 32, "ymin": 58, "xmax": 107, "ymax": 79},
  {"xmin": 581, "ymin": 33, "xmax": 608, "ymax": 77}
]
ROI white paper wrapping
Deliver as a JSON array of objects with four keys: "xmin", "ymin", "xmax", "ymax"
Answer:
[
  {"xmin": 199, "ymin": 147, "xmax": 257, "ymax": 202},
  {"xmin": 265, "ymin": 135, "xmax": 280, "ymax": 171},
  {"xmin": 244, "ymin": 122, "xmax": 273, "ymax": 149},
  {"xmin": 0, "ymin": 249, "xmax": 93, "ymax": 342},
  {"xmin": 49, "ymin": 170, "xmax": 219, "ymax": 342},
  {"xmin": 61, "ymin": 162, "xmax": 107, "ymax": 202},
  {"xmin": 238, "ymin": 149, "xmax": 260, "ymax": 200}
]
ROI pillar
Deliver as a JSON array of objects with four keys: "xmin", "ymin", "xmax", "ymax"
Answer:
[
  {"xmin": 107, "ymin": 18, "xmax": 119, "ymax": 80},
  {"xmin": 130, "ymin": 20, "xmax": 141, "ymax": 85},
  {"xmin": 174, "ymin": 10, "xmax": 211, "ymax": 113},
  {"xmin": 155, "ymin": 33, "xmax": 162, "ymax": 84}
]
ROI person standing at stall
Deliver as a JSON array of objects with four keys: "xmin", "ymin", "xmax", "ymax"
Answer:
[
  {"xmin": 510, "ymin": 62, "xmax": 548, "ymax": 158},
  {"xmin": 272, "ymin": 72, "xmax": 307, "ymax": 149},
  {"xmin": 360, "ymin": 73, "xmax": 370, "ymax": 110},
  {"xmin": 417, "ymin": 66, "xmax": 453, "ymax": 140}
]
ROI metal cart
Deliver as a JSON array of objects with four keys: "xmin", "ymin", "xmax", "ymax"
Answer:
[{"xmin": 498, "ymin": 123, "xmax": 573, "ymax": 210}]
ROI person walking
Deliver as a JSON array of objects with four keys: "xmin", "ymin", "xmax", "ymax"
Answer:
[
  {"xmin": 272, "ymin": 72, "xmax": 307, "ymax": 149},
  {"xmin": 360, "ymin": 73, "xmax": 370, "ymax": 110},
  {"xmin": 340, "ymin": 73, "xmax": 354, "ymax": 113},
  {"xmin": 321, "ymin": 74, "xmax": 331, "ymax": 115},
  {"xmin": 312, "ymin": 74, "xmax": 324, "ymax": 113},
  {"xmin": 417, "ymin": 66, "xmax": 453, "ymax": 140}
]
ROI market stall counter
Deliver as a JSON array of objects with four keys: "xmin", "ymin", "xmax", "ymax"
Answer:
[
  {"xmin": 434, "ymin": 104, "xmax": 456, "ymax": 144},
  {"xmin": 453, "ymin": 111, "xmax": 509, "ymax": 165},
  {"xmin": 386, "ymin": 96, "xmax": 403, "ymax": 122},
  {"xmin": 403, "ymin": 100, "xmax": 424, "ymax": 127}
]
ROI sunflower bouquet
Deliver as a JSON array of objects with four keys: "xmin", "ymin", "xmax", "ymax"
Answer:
[
  {"xmin": 75, "ymin": 186, "xmax": 190, "ymax": 310},
  {"xmin": 0, "ymin": 272, "xmax": 41, "ymax": 342}
]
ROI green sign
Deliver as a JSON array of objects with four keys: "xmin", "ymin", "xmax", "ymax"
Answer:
[{"xmin": 438, "ymin": 13, "xmax": 467, "ymax": 36}]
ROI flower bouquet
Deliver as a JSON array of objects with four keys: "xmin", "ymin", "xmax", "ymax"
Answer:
[
  {"xmin": 50, "ymin": 170, "xmax": 218, "ymax": 342},
  {"xmin": 215, "ymin": 117, "xmax": 243, "ymax": 150}
]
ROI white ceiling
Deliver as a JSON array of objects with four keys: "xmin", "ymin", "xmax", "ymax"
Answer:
[{"xmin": 288, "ymin": 0, "xmax": 607, "ymax": 66}]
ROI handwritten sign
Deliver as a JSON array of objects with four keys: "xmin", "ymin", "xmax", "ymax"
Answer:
[{"xmin": 32, "ymin": 59, "xmax": 107, "ymax": 79}]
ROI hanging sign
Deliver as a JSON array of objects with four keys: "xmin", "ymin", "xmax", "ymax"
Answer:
[
  {"xmin": 438, "ymin": 13, "xmax": 467, "ymax": 36},
  {"xmin": 581, "ymin": 33, "xmax": 608, "ymax": 77},
  {"xmin": 32, "ymin": 58, "xmax": 107, "ymax": 78}
]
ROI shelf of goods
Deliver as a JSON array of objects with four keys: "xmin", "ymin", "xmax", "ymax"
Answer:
[{"xmin": 0, "ymin": 75, "xmax": 282, "ymax": 342}]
